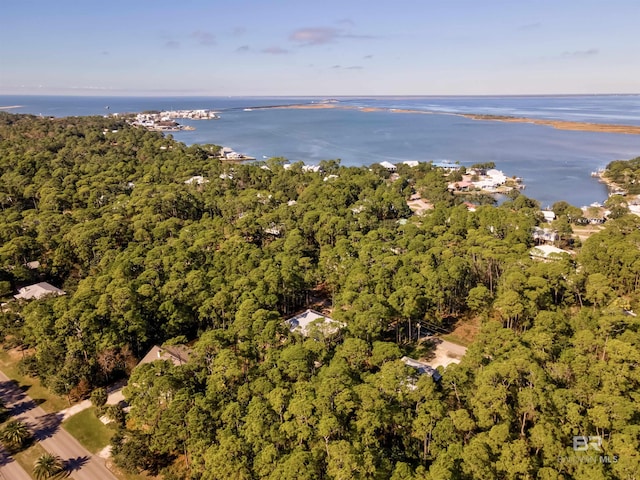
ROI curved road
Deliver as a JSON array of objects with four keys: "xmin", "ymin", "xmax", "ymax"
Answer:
[{"xmin": 0, "ymin": 370, "xmax": 117, "ymax": 480}]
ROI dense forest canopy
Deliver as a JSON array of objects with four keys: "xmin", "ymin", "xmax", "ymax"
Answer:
[{"xmin": 1, "ymin": 112, "xmax": 639, "ymax": 479}]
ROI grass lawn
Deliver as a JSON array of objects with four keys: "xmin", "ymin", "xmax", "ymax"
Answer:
[
  {"xmin": 440, "ymin": 333, "xmax": 472, "ymax": 347},
  {"xmin": 0, "ymin": 349, "xmax": 68, "ymax": 413},
  {"xmin": 13, "ymin": 441, "xmax": 48, "ymax": 479},
  {"xmin": 62, "ymin": 406, "xmax": 113, "ymax": 454}
]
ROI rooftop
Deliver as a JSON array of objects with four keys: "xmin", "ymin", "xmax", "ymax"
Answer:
[
  {"xmin": 138, "ymin": 345, "xmax": 192, "ymax": 367},
  {"xmin": 14, "ymin": 282, "xmax": 66, "ymax": 301},
  {"xmin": 401, "ymin": 356, "xmax": 442, "ymax": 382},
  {"xmin": 286, "ymin": 309, "xmax": 345, "ymax": 337}
]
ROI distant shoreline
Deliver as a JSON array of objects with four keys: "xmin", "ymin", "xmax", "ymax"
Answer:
[
  {"xmin": 0, "ymin": 105, "xmax": 22, "ymax": 110},
  {"xmin": 253, "ymin": 103, "xmax": 640, "ymax": 135}
]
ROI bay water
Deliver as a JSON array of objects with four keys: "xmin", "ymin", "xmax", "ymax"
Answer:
[{"xmin": 2, "ymin": 95, "xmax": 640, "ymax": 207}]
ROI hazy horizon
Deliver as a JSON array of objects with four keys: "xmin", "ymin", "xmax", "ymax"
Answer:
[{"xmin": 2, "ymin": 1, "xmax": 639, "ymax": 97}]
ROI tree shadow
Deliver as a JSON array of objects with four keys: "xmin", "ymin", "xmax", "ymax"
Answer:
[
  {"xmin": 10, "ymin": 398, "xmax": 43, "ymax": 415},
  {"xmin": 0, "ymin": 379, "xmax": 26, "ymax": 405},
  {"xmin": 18, "ymin": 384, "xmax": 32, "ymax": 394},
  {"xmin": 0, "ymin": 446, "xmax": 15, "ymax": 466},
  {"xmin": 409, "ymin": 337, "xmax": 440, "ymax": 361},
  {"xmin": 32, "ymin": 412, "xmax": 63, "ymax": 441},
  {"xmin": 64, "ymin": 455, "xmax": 89, "ymax": 472}
]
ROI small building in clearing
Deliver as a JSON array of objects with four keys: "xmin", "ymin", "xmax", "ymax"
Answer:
[
  {"xmin": 401, "ymin": 356, "xmax": 442, "ymax": 382},
  {"xmin": 185, "ymin": 175, "xmax": 208, "ymax": 185},
  {"xmin": 14, "ymin": 282, "xmax": 65, "ymax": 301},
  {"xmin": 286, "ymin": 309, "xmax": 344, "ymax": 337}
]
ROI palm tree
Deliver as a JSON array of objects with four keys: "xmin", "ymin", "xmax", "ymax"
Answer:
[
  {"xmin": 1, "ymin": 419, "xmax": 31, "ymax": 449},
  {"xmin": 33, "ymin": 453, "xmax": 64, "ymax": 480}
]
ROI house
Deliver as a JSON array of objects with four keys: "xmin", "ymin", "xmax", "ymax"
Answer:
[
  {"xmin": 529, "ymin": 245, "xmax": 572, "ymax": 261},
  {"xmin": 447, "ymin": 180, "xmax": 474, "ymax": 191},
  {"xmin": 138, "ymin": 345, "xmax": 192, "ymax": 367},
  {"xmin": 431, "ymin": 160, "xmax": 460, "ymax": 171},
  {"xmin": 14, "ymin": 282, "xmax": 65, "ymax": 301},
  {"xmin": 379, "ymin": 161, "xmax": 397, "ymax": 172},
  {"xmin": 184, "ymin": 175, "xmax": 208, "ymax": 185},
  {"xmin": 402, "ymin": 160, "xmax": 419, "ymax": 168},
  {"xmin": 486, "ymin": 169, "xmax": 507, "ymax": 185},
  {"xmin": 264, "ymin": 225, "xmax": 283, "ymax": 236},
  {"xmin": 532, "ymin": 227, "xmax": 559, "ymax": 244},
  {"xmin": 401, "ymin": 356, "xmax": 442, "ymax": 382},
  {"xmin": 540, "ymin": 210, "xmax": 556, "ymax": 222},
  {"xmin": 286, "ymin": 309, "xmax": 345, "ymax": 337}
]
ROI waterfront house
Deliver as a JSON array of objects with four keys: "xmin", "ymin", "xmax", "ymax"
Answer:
[
  {"xmin": 431, "ymin": 160, "xmax": 460, "ymax": 171},
  {"xmin": 447, "ymin": 180, "xmax": 474, "ymax": 192}
]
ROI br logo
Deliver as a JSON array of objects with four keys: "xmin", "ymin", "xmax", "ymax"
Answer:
[{"xmin": 573, "ymin": 436, "xmax": 603, "ymax": 452}]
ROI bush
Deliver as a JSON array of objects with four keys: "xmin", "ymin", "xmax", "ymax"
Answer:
[
  {"xmin": 17, "ymin": 354, "xmax": 39, "ymax": 377},
  {"xmin": 105, "ymin": 404, "xmax": 126, "ymax": 428},
  {"xmin": 90, "ymin": 387, "xmax": 108, "ymax": 410},
  {"xmin": 69, "ymin": 378, "xmax": 91, "ymax": 403}
]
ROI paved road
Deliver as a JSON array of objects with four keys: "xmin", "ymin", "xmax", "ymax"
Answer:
[
  {"xmin": 0, "ymin": 445, "xmax": 32, "ymax": 480},
  {"xmin": 0, "ymin": 370, "xmax": 118, "ymax": 480}
]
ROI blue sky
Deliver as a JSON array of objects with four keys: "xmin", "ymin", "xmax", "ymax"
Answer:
[{"xmin": 1, "ymin": 0, "xmax": 638, "ymax": 96}]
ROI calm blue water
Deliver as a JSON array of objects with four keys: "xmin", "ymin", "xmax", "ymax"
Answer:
[{"xmin": 2, "ymin": 94, "xmax": 640, "ymax": 207}]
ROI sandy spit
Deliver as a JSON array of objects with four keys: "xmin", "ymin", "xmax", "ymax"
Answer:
[{"xmin": 263, "ymin": 103, "xmax": 640, "ymax": 135}]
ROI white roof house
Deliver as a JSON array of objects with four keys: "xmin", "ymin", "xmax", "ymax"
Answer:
[
  {"xmin": 403, "ymin": 161, "xmax": 420, "ymax": 168},
  {"xmin": 401, "ymin": 356, "xmax": 442, "ymax": 382},
  {"xmin": 486, "ymin": 169, "xmax": 507, "ymax": 184},
  {"xmin": 540, "ymin": 210, "xmax": 556, "ymax": 222},
  {"xmin": 14, "ymin": 282, "xmax": 65, "ymax": 301},
  {"xmin": 379, "ymin": 161, "xmax": 397, "ymax": 172},
  {"xmin": 184, "ymin": 175, "xmax": 208, "ymax": 185},
  {"xmin": 286, "ymin": 309, "xmax": 345, "ymax": 337}
]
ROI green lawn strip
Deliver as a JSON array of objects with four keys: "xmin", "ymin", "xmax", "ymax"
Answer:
[
  {"xmin": 0, "ymin": 350, "xmax": 69, "ymax": 413},
  {"xmin": 12, "ymin": 441, "xmax": 47, "ymax": 478},
  {"xmin": 62, "ymin": 407, "xmax": 113, "ymax": 454},
  {"xmin": 440, "ymin": 333, "xmax": 472, "ymax": 348}
]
